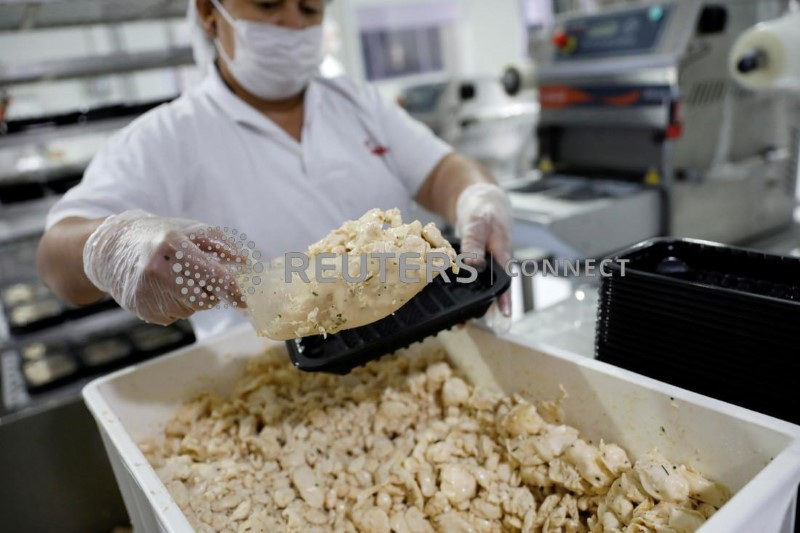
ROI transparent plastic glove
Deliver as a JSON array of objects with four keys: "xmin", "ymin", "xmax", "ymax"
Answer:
[
  {"xmin": 455, "ymin": 183, "xmax": 513, "ymax": 317},
  {"xmin": 83, "ymin": 210, "xmax": 245, "ymax": 325}
]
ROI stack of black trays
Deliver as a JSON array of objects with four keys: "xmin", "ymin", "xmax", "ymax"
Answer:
[{"xmin": 596, "ymin": 238, "xmax": 800, "ymax": 425}]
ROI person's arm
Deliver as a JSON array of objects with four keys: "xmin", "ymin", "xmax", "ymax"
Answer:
[
  {"xmin": 36, "ymin": 104, "xmax": 202, "ymax": 322},
  {"xmin": 416, "ymin": 153, "xmax": 513, "ymax": 316},
  {"xmin": 367, "ymin": 84, "xmax": 513, "ymax": 315},
  {"xmin": 414, "ymin": 152, "xmax": 495, "ymax": 225},
  {"xmin": 37, "ymin": 216, "xmax": 107, "ymax": 306},
  {"xmin": 38, "ymin": 210, "xmax": 245, "ymax": 325}
]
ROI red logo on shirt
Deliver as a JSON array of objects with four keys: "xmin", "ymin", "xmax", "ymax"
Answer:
[{"xmin": 365, "ymin": 139, "xmax": 389, "ymax": 156}]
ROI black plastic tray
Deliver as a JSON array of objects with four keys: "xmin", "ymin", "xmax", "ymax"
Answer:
[
  {"xmin": 1, "ymin": 281, "xmax": 120, "ymax": 335},
  {"xmin": 286, "ymin": 252, "xmax": 511, "ymax": 374},
  {"xmin": 596, "ymin": 238, "xmax": 800, "ymax": 424},
  {"xmin": 17, "ymin": 322, "xmax": 196, "ymax": 393},
  {"xmin": 603, "ymin": 238, "xmax": 800, "ymax": 305},
  {"xmin": 18, "ymin": 342, "xmax": 81, "ymax": 392},
  {"xmin": 127, "ymin": 322, "xmax": 192, "ymax": 356},
  {"xmin": 599, "ymin": 287, "xmax": 799, "ymax": 341},
  {"xmin": 4, "ymin": 98, "xmax": 171, "ymax": 135}
]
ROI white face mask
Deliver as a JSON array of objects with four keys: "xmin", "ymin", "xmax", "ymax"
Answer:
[{"xmin": 210, "ymin": 0, "xmax": 323, "ymax": 100}]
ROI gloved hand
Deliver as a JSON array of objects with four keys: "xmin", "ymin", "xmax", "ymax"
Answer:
[
  {"xmin": 455, "ymin": 183, "xmax": 513, "ymax": 316},
  {"xmin": 83, "ymin": 210, "xmax": 245, "ymax": 325}
]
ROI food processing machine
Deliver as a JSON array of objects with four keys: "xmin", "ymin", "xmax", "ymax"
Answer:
[{"xmin": 504, "ymin": 0, "xmax": 799, "ymax": 259}]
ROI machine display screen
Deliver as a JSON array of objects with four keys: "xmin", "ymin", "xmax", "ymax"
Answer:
[
  {"xmin": 587, "ymin": 21, "xmax": 621, "ymax": 39},
  {"xmin": 555, "ymin": 5, "xmax": 672, "ymax": 60}
]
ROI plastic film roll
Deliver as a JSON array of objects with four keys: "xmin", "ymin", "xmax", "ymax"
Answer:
[{"xmin": 729, "ymin": 11, "xmax": 800, "ymax": 91}]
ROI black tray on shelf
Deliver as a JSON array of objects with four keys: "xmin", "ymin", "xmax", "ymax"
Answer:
[
  {"xmin": 3, "ymin": 98, "xmax": 172, "ymax": 135},
  {"xmin": 0, "ymin": 181, "xmax": 47, "ymax": 204},
  {"xmin": 127, "ymin": 322, "xmax": 193, "ymax": 356},
  {"xmin": 15, "ymin": 321, "xmax": 196, "ymax": 393},
  {"xmin": 596, "ymin": 238, "xmax": 800, "ymax": 425},
  {"xmin": 17, "ymin": 341, "xmax": 81, "ymax": 393},
  {"xmin": 286, "ymin": 252, "xmax": 511, "ymax": 374},
  {"xmin": 2, "ymin": 291, "xmax": 120, "ymax": 335}
]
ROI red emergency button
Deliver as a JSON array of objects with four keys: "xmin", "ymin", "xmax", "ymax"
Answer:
[
  {"xmin": 553, "ymin": 30, "xmax": 569, "ymax": 49},
  {"xmin": 665, "ymin": 123, "xmax": 683, "ymax": 139}
]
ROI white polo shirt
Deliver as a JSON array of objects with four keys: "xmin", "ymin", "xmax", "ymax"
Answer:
[{"xmin": 46, "ymin": 68, "xmax": 452, "ymax": 340}]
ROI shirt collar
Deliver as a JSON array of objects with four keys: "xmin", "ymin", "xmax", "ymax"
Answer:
[{"xmin": 200, "ymin": 64, "xmax": 323, "ymax": 136}]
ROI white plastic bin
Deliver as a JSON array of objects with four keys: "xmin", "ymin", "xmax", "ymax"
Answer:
[{"xmin": 83, "ymin": 325, "xmax": 800, "ymax": 532}]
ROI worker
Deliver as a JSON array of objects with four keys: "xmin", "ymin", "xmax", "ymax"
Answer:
[{"xmin": 36, "ymin": 0, "xmax": 512, "ymax": 340}]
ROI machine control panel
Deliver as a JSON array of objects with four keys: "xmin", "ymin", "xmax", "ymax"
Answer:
[{"xmin": 554, "ymin": 4, "xmax": 672, "ymax": 60}]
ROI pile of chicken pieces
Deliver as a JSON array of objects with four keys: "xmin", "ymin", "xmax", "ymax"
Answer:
[{"xmin": 141, "ymin": 348, "xmax": 728, "ymax": 532}]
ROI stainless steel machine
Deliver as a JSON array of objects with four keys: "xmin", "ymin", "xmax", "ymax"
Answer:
[{"xmin": 504, "ymin": 0, "xmax": 799, "ymax": 259}]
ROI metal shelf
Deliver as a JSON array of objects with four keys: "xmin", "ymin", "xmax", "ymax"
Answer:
[
  {"xmin": 0, "ymin": 97, "xmax": 170, "ymax": 148},
  {"xmin": 0, "ymin": 195, "xmax": 59, "ymax": 244},
  {"xmin": 0, "ymin": 46, "xmax": 194, "ymax": 87},
  {"xmin": 0, "ymin": 0, "xmax": 186, "ymax": 32},
  {"xmin": 0, "ymin": 308, "xmax": 140, "ymax": 421},
  {"xmin": 0, "ymin": 158, "xmax": 88, "ymax": 185},
  {"xmin": 0, "ymin": 115, "xmax": 131, "ymax": 148}
]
